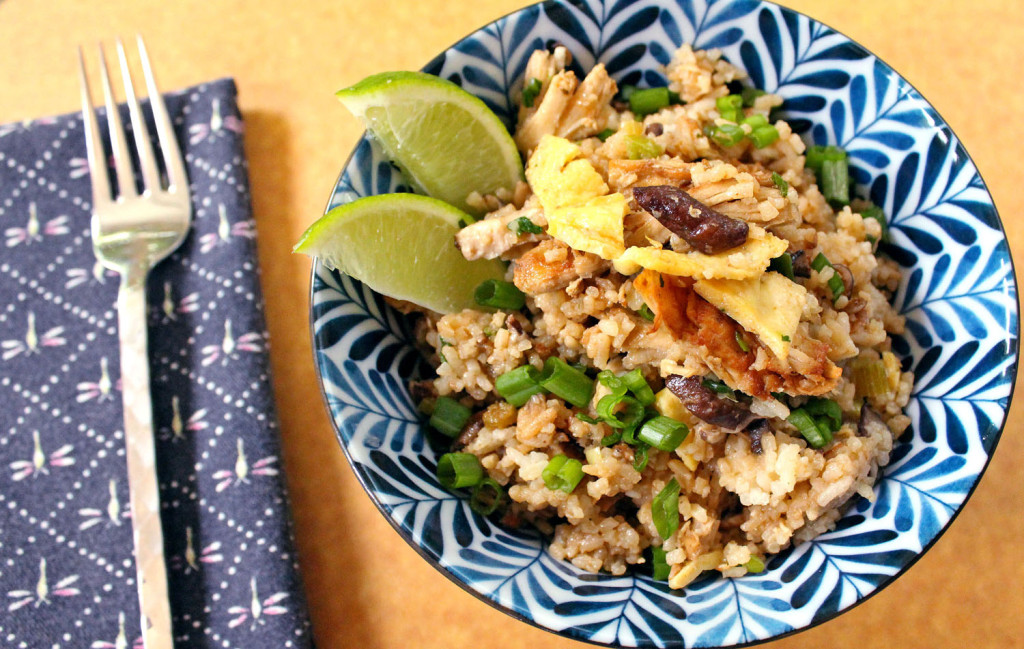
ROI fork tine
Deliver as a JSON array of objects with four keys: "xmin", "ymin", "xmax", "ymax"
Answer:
[
  {"xmin": 136, "ymin": 36, "xmax": 187, "ymax": 194},
  {"xmin": 97, "ymin": 45, "xmax": 138, "ymax": 199},
  {"xmin": 115, "ymin": 37, "xmax": 161, "ymax": 194},
  {"xmin": 77, "ymin": 47, "xmax": 112, "ymax": 209}
]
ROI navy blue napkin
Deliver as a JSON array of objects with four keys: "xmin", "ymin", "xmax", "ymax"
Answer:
[{"xmin": 0, "ymin": 79, "xmax": 313, "ymax": 648}]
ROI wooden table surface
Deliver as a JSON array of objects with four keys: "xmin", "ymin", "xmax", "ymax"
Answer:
[{"xmin": 2, "ymin": 1, "xmax": 1021, "ymax": 647}]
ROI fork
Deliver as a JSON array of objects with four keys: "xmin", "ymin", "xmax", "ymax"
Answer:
[{"xmin": 78, "ymin": 36, "xmax": 189, "ymax": 649}]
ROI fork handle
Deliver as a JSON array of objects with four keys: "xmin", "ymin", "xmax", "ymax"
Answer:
[{"xmin": 117, "ymin": 269, "xmax": 175, "ymax": 649}]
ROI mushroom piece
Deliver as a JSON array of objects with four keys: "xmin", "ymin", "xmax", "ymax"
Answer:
[
  {"xmin": 665, "ymin": 375, "xmax": 757, "ymax": 431},
  {"xmin": 632, "ymin": 185, "xmax": 749, "ymax": 254},
  {"xmin": 857, "ymin": 402, "xmax": 889, "ymax": 438}
]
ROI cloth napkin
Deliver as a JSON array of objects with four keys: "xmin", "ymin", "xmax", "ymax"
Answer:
[{"xmin": 0, "ymin": 79, "xmax": 313, "ymax": 648}]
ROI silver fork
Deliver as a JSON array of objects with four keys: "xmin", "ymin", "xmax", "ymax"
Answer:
[{"xmin": 78, "ymin": 36, "xmax": 189, "ymax": 649}]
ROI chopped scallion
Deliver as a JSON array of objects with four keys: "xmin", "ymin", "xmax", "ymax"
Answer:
[
  {"xmin": 620, "ymin": 368, "xmax": 656, "ymax": 406},
  {"xmin": 538, "ymin": 357, "xmax": 595, "ymax": 408},
  {"xmin": 716, "ymin": 94, "xmax": 744, "ymax": 123},
  {"xmin": 768, "ymin": 252, "xmax": 794, "ymax": 280},
  {"xmin": 741, "ymin": 87, "xmax": 766, "ymax": 107},
  {"xmin": 597, "ymin": 127, "xmax": 616, "ymax": 141},
  {"xmin": 437, "ymin": 452, "xmax": 483, "ymax": 489},
  {"xmin": 787, "ymin": 408, "xmax": 832, "ymax": 448},
  {"xmin": 741, "ymin": 113, "xmax": 769, "ymax": 129},
  {"xmin": 745, "ymin": 555, "xmax": 766, "ymax": 573},
  {"xmin": 781, "ymin": 334, "xmax": 791, "ymax": 342},
  {"xmin": 630, "ymin": 87, "xmax": 671, "ymax": 117},
  {"xmin": 651, "ymin": 546, "xmax": 671, "ymax": 581},
  {"xmin": 601, "ymin": 430, "xmax": 623, "ymax": 447},
  {"xmin": 805, "ymin": 144, "xmax": 847, "ymax": 171},
  {"xmin": 652, "ymin": 478, "xmax": 681, "ymax": 540},
  {"xmin": 852, "ymin": 358, "xmax": 889, "ymax": 397},
  {"xmin": 521, "ymin": 77, "xmax": 542, "ymax": 108},
  {"xmin": 542, "ymin": 454, "xmax": 585, "ymax": 493},
  {"xmin": 820, "ymin": 158, "xmax": 849, "ymax": 206},
  {"xmin": 702, "ymin": 377, "xmax": 736, "ymax": 400},
  {"xmin": 508, "ymin": 216, "xmax": 543, "ymax": 236},
  {"xmin": 470, "ymin": 477, "xmax": 505, "ymax": 515},
  {"xmin": 638, "ymin": 303, "xmax": 655, "ymax": 322},
  {"xmin": 625, "ymin": 134, "xmax": 664, "ymax": 160},
  {"xmin": 637, "ymin": 416, "xmax": 689, "ymax": 452},
  {"xmin": 771, "ymin": 171, "xmax": 789, "ymax": 197},
  {"xmin": 633, "ymin": 443, "xmax": 650, "ymax": 472},
  {"xmin": 576, "ymin": 412, "xmax": 602, "ymax": 424},
  {"xmin": 749, "ymin": 124, "xmax": 780, "ymax": 149},
  {"xmin": 803, "ymin": 397, "xmax": 842, "ymax": 433},
  {"xmin": 735, "ymin": 331, "xmax": 750, "ymax": 352},
  {"xmin": 811, "ymin": 252, "xmax": 831, "ymax": 272},
  {"xmin": 430, "ymin": 397, "xmax": 472, "ymax": 438},
  {"xmin": 618, "ymin": 84, "xmax": 638, "ymax": 102},
  {"xmin": 596, "ymin": 394, "xmax": 645, "ymax": 430},
  {"xmin": 706, "ymin": 123, "xmax": 746, "ymax": 147},
  {"xmin": 597, "ymin": 370, "xmax": 628, "ymax": 397},
  {"xmin": 827, "ymin": 272, "xmax": 846, "ymax": 300},
  {"xmin": 474, "ymin": 279, "xmax": 526, "ymax": 311},
  {"xmin": 495, "ymin": 364, "xmax": 544, "ymax": 407}
]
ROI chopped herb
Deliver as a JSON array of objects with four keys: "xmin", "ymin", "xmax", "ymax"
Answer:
[
  {"xmin": 811, "ymin": 252, "xmax": 831, "ymax": 272},
  {"xmin": 542, "ymin": 454, "xmax": 584, "ymax": 493},
  {"xmin": 638, "ymin": 303, "xmax": 655, "ymax": 322},
  {"xmin": 438, "ymin": 337, "xmax": 453, "ymax": 363},
  {"xmin": 652, "ymin": 478, "xmax": 681, "ymax": 540},
  {"xmin": 470, "ymin": 477, "xmax": 505, "ymax": 515},
  {"xmin": 861, "ymin": 204, "xmax": 888, "ymax": 243},
  {"xmin": 508, "ymin": 216, "xmax": 543, "ymax": 236},
  {"xmin": 805, "ymin": 144, "xmax": 847, "ymax": 172},
  {"xmin": 741, "ymin": 113, "xmax": 769, "ymax": 129},
  {"xmin": 630, "ymin": 87, "xmax": 671, "ymax": 117},
  {"xmin": 741, "ymin": 87, "xmax": 766, "ymax": 107},
  {"xmin": 625, "ymin": 134, "xmax": 664, "ymax": 160},
  {"xmin": 768, "ymin": 252, "xmax": 794, "ymax": 280},
  {"xmin": 749, "ymin": 124, "xmax": 780, "ymax": 149},
  {"xmin": 633, "ymin": 443, "xmax": 650, "ymax": 472},
  {"xmin": 781, "ymin": 334, "xmax": 791, "ymax": 342},
  {"xmin": 821, "ymin": 158, "xmax": 849, "ymax": 206},
  {"xmin": 651, "ymin": 546, "xmax": 671, "ymax": 581},
  {"xmin": 576, "ymin": 412, "xmax": 601, "ymax": 424},
  {"xmin": 597, "ymin": 127, "xmax": 617, "ymax": 141},
  {"xmin": 735, "ymin": 331, "xmax": 750, "ymax": 352},
  {"xmin": 702, "ymin": 377, "xmax": 736, "ymax": 400},
  {"xmin": 827, "ymin": 272, "xmax": 846, "ymax": 300},
  {"xmin": 521, "ymin": 77, "xmax": 542, "ymax": 108},
  {"xmin": 745, "ymin": 556, "xmax": 766, "ymax": 573},
  {"xmin": 705, "ymin": 123, "xmax": 746, "ymax": 147},
  {"xmin": 771, "ymin": 171, "xmax": 789, "ymax": 197},
  {"xmin": 483, "ymin": 327, "xmax": 496, "ymax": 338}
]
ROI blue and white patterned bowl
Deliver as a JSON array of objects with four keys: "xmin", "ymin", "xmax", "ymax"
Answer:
[{"xmin": 309, "ymin": 1, "xmax": 1019, "ymax": 646}]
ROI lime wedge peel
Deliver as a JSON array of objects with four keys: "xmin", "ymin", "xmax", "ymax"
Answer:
[
  {"xmin": 336, "ymin": 71, "xmax": 523, "ymax": 215},
  {"xmin": 294, "ymin": 193, "xmax": 506, "ymax": 314}
]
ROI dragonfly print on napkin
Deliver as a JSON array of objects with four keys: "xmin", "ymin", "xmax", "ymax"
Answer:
[{"xmin": 0, "ymin": 80, "xmax": 312, "ymax": 647}]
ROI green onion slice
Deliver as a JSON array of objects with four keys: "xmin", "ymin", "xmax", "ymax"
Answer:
[
  {"xmin": 633, "ymin": 443, "xmax": 650, "ymax": 472},
  {"xmin": 620, "ymin": 368, "xmax": 656, "ymax": 406},
  {"xmin": 821, "ymin": 158, "xmax": 849, "ymax": 207},
  {"xmin": 852, "ymin": 358, "xmax": 889, "ymax": 397},
  {"xmin": 706, "ymin": 123, "xmax": 746, "ymax": 147},
  {"xmin": 787, "ymin": 408, "xmax": 832, "ymax": 448},
  {"xmin": 803, "ymin": 397, "xmax": 842, "ymax": 432},
  {"xmin": 734, "ymin": 331, "xmax": 751, "ymax": 352},
  {"xmin": 651, "ymin": 545, "xmax": 671, "ymax": 581},
  {"xmin": 596, "ymin": 393, "xmax": 645, "ymax": 430},
  {"xmin": 768, "ymin": 251, "xmax": 794, "ymax": 280},
  {"xmin": 637, "ymin": 416, "xmax": 689, "ymax": 452},
  {"xmin": 576, "ymin": 412, "xmax": 602, "ymax": 424},
  {"xmin": 638, "ymin": 303, "xmax": 655, "ymax": 322},
  {"xmin": 597, "ymin": 127, "xmax": 616, "ymax": 142},
  {"xmin": 474, "ymin": 279, "xmax": 526, "ymax": 311},
  {"xmin": 805, "ymin": 144, "xmax": 847, "ymax": 171},
  {"xmin": 508, "ymin": 216, "xmax": 543, "ymax": 236},
  {"xmin": 702, "ymin": 377, "xmax": 736, "ymax": 400},
  {"xmin": 542, "ymin": 454, "xmax": 585, "ymax": 493},
  {"xmin": 745, "ymin": 555, "xmax": 766, "ymax": 573},
  {"xmin": 495, "ymin": 364, "xmax": 544, "ymax": 407},
  {"xmin": 749, "ymin": 124, "xmax": 780, "ymax": 149},
  {"xmin": 811, "ymin": 252, "xmax": 831, "ymax": 272},
  {"xmin": 741, "ymin": 113, "xmax": 769, "ymax": 129},
  {"xmin": 430, "ymin": 397, "xmax": 472, "ymax": 438},
  {"xmin": 741, "ymin": 87, "xmax": 766, "ymax": 107},
  {"xmin": 827, "ymin": 272, "xmax": 846, "ymax": 300},
  {"xmin": 522, "ymin": 77, "xmax": 542, "ymax": 108},
  {"xmin": 652, "ymin": 478, "xmax": 681, "ymax": 540},
  {"xmin": 771, "ymin": 171, "xmax": 789, "ymax": 197},
  {"xmin": 625, "ymin": 134, "xmax": 664, "ymax": 160},
  {"xmin": 436, "ymin": 452, "xmax": 484, "ymax": 490},
  {"xmin": 861, "ymin": 204, "xmax": 888, "ymax": 242},
  {"xmin": 538, "ymin": 357, "xmax": 595, "ymax": 408},
  {"xmin": 630, "ymin": 87, "xmax": 671, "ymax": 117},
  {"xmin": 601, "ymin": 430, "xmax": 623, "ymax": 447},
  {"xmin": 470, "ymin": 477, "xmax": 505, "ymax": 515}
]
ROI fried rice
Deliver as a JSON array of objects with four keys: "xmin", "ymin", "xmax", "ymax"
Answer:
[{"xmin": 412, "ymin": 44, "xmax": 912, "ymax": 589}]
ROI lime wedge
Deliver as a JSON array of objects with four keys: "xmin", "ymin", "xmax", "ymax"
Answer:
[
  {"xmin": 336, "ymin": 71, "xmax": 523, "ymax": 215},
  {"xmin": 295, "ymin": 193, "xmax": 506, "ymax": 314}
]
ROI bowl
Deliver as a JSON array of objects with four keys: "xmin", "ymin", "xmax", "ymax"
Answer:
[{"xmin": 308, "ymin": 0, "xmax": 1019, "ymax": 646}]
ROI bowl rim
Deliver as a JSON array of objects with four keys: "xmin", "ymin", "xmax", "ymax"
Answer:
[{"xmin": 307, "ymin": 0, "xmax": 1020, "ymax": 646}]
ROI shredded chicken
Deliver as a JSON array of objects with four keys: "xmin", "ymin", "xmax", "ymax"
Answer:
[
  {"xmin": 515, "ymin": 46, "xmax": 618, "ymax": 153},
  {"xmin": 455, "ymin": 201, "xmax": 547, "ymax": 260},
  {"xmin": 633, "ymin": 270, "xmax": 840, "ymax": 398},
  {"xmin": 513, "ymin": 238, "xmax": 609, "ymax": 295}
]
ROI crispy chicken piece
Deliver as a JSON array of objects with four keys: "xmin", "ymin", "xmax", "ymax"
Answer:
[
  {"xmin": 633, "ymin": 270, "xmax": 840, "ymax": 398},
  {"xmin": 515, "ymin": 70, "xmax": 578, "ymax": 154},
  {"xmin": 608, "ymin": 158, "xmax": 694, "ymax": 192},
  {"xmin": 512, "ymin": 239, "xmax": 609, "ymax": 295},
  {"xmin": 556, "ymin": 63, "xmax": 618, "ymax": 141},
  {"xmin": 455, "ymin": 202, "xmax": 547, "ymax": 261}
]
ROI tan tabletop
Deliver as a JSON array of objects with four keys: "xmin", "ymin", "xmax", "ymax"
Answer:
[{"xmin": 2, "ymin": 1, "xmax": 1021, "ymax": 647}]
